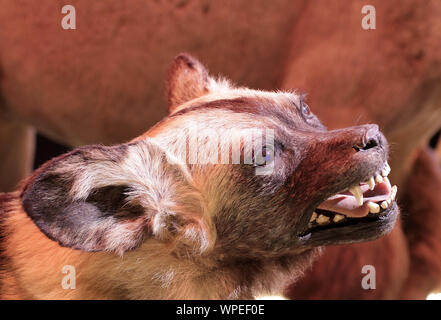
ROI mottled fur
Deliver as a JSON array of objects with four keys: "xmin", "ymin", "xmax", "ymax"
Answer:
[{"xmin": 0, "ymin": 54, "xmax": 396, "ymax": 299}]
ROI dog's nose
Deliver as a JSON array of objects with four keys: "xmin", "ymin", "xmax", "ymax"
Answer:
[
  {"xmin": 315, "ymin": 124, "xmax": 387, "ymax": 156},
  {"xmin": 353, "ymin": 124, "xmax": 382, "ymax": 151}
]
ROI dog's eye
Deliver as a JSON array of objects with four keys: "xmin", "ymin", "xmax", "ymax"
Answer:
[
  {"xmin": 253, "ymin": 146, "xmax": 274, "ymax": 167},
  {"xmin": 301, "ymin": 101, "xmax": 311, "ymax": 117}
]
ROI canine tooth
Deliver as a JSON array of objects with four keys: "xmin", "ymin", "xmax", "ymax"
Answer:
[
  {"xmin": 333, "ymin": 214, "xmax": 345, "ymax": 223},
  {"xmin": 381, "ymin": 201, "xmax": 388, "ymax": 209},
  {"xmin": 384, "ymin": 176, "xmax": 390, "ymax": 185},
  {"xmin": 317, "ymin": 215, "xmax": 330, "ymax": 225},
  {"xmin": 387, "ymin": 198, "xmax": 392, "ymax": 205},
  {"xmin": 375, "ymin": 174, "xmax": 383, "ymax": 183},
  {"xmin": 349, "ymin": 185, "xmax": 363, "ymax": 206},
  {"xmin": 367, "ymin": 201, "xmax": 380, "ymax": 214},
  {"xmin": 382, "ymin": 163, "xmax": 391, "ymax": 177},
  {"xmin": 391, "ymin": 185, "xmax": 397, "ymax": 201},
  {"xmin": 310, "ymin": 212, "xmax": 318, "ymax": 222},
  {"xmin": 367, "ymin": 177, "xmax": 375, "ymax": 190}
]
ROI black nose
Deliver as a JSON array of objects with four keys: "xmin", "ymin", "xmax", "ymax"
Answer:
[{"xmin": 353, "ymin": 124, "xmax": 381, "ymax": 151}]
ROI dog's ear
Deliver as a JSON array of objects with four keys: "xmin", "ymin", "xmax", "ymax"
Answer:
[
  {"xmin": 21, "ymin": 139, "xmax": 208, "ymax": 255},
  {"xmin": 166, "ymin": 53, "xmax": 210, "ymax": 113}
]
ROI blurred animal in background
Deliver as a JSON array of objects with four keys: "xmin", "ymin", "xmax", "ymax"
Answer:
[
  {"xmin": 0, "ymin": 55, "xmax": 398, "ymax": 299},
  {"xmin": 0, "ymin": 0, "xmax": 440, "ymax": 299}
]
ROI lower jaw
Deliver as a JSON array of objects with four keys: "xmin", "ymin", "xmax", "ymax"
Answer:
[{"xmin": 297, "ymin": 202, "xmax": 399, "ymax": 247}]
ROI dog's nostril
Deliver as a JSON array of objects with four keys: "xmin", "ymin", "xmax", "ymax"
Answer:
[
  {"xmin": 353, "ymin": 138, "xmax": 379, "ymax": 152},
  {"xmin": 364, "ymin": 138, "xmax": 378, "ymax": 149}
]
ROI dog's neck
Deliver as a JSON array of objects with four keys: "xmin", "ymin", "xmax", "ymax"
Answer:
[{"xmin": 0, "ymin": 195, "xmax": 317, "ymax": 299}]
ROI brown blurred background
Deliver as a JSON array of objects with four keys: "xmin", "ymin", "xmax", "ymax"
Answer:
[{"xmin": 1, "ymin": 0, "xmax": 441, "ymax": 299}]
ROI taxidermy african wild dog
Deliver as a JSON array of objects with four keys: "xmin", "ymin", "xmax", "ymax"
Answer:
[{"xmin": 0, "ymin": 54, "xmax": 399, "ymax": 299}]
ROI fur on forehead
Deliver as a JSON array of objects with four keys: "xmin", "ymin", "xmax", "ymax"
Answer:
[
  {"xmin": 173, "ymin": 85, "xmax": 302, "ymax": 115},
  {"xmin": 166, "ymin": 53, "xmax": 301, "ymax": 114}
]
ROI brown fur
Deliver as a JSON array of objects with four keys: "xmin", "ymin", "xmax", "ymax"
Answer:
[
  {"xmin": 1, "ymin": 1, "xmax": 440, "ymax": 299},
  {"xmin": 0, "ymin": 55, "xmax": 397, "ymax": 299},
  {"xmin": 0, "ymin": 200, "xmax": 317, "ymax": 299},
  {"xmin": 285, "ymin": 148, "xmax": 441, "ymax": 299}
]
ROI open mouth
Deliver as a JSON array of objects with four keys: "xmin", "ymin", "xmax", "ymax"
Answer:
[{"xmin": 306, "ymin": 162, "xmax": 398, "ymax": 233}]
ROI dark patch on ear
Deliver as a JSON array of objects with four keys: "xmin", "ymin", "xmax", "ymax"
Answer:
[
  {"xmin": 86, "ymin": 185, "xmax": 144, "ymax": 219},
  {"xmin": 21, "ymin": 143, "xmax": 130, "ymax": 223},
  {"xmin": 72, "ymin": 144, "xmax": 128, "ymax": 164},
  {"xmin": 166, "ymin": 53, "xmax": 210, "ymax": 113},
  {"xmin": 20, "ymin": 144, "xmax": 148, "ymax": 253},
  {"xmin": 22, "ymin": 171, "xmax": 72, "ymax": 227}
]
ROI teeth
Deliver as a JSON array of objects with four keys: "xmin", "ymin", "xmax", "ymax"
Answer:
[
  {"xmin": 349, "ymin": 185, "xmax": 363, "ymax": 206},
  {"xmin": 367, "ymin": 177, "xmax": 375, "ymax": 190},
  {"xmin": 391, "ymin": 185, "xmax": 397, "ymax": 201},
  {"xmin": 375, "ymin": 174, "xmax": 383, "ymax": 183},
  {"xmin": 367, "ymin": 183, "xmax": 396, "ymax": 214},
  {"xmin": 309, "ymin": 164, "xmax": 396, "ymax": 228},
  {"xmin": 317, "ymin": 215, "xmax": 330, "ymax": 225},
  {"xmin": 367, "ymin": 201, "xmax": 380, "ymax": 214},
  {"xmin": 381, "ymin": 162, "xmax": 391, "ymax": 177},
  {"xmin": 333, "ymin": 214, "xmax": 345, "ymax": 223}
]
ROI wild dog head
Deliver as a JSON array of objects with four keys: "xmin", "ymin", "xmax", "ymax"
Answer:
[{"xmin": 20, "ymin": 54, "xmax": 399, "ymax": 264}]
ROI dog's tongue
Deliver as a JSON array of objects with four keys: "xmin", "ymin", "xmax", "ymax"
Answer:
[{"xmin": 317, "ymin": 180, "xmax": 392, "ymax": 218}]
